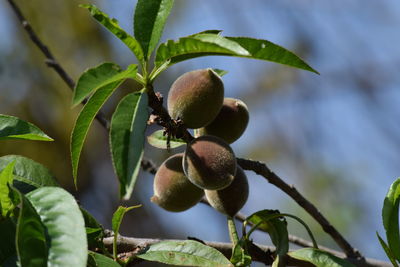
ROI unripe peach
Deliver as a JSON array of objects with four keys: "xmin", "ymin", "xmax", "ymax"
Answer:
[
  {"xmin": 198, "ymin": 98, "xmax": 249, "ymax": 144},
  {"xmin": 151, "ymin": 153, "xmax": 204, "ymax": 212},
  {"xmin": 183, "ymin": 135, "xmax": 236, "ymax": 190},
  {"xmin": 167, "ymin": 69, "xmax": 224, "ymax": 129},
  {"xmin": 205, "ymin": 166, "xmax": 249, "ymax": 216}
]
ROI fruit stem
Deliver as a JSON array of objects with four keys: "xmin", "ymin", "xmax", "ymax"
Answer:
[{"xmin": 227, "ymin": 216, "xmax": 239, "ymax": 247}]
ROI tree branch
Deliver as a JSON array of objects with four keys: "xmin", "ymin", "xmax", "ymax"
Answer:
[
  {"xmin": 103, "ymin": 235, "xmax": 284, "ymax": 266},
  {"xmin": 236, "ymin": 158, "xmax": 363, "ymax": 260},
  {"xmin": 6, "ymin": 0, "xmax": 157, "ymax": 165},
  {"xmin": 102, "ymin": 235, "xmax": 390, "ymax": 267},
  {"xmin": 200, "ymin": 199, "xmax": 334, "ymax": 253},
  {"xmin": 6, "ymin": 0, "xmax": 111, "ymax": 130}
]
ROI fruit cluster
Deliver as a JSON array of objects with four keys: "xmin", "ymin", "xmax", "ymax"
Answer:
[{"xmin": 152, "ymin": 69, "xmax": 250, "ymax": 217}]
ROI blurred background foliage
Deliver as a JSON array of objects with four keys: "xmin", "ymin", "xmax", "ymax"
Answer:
[{"xmin": 1, "ymin": 0, "xmax": 400, "ymax": 264}]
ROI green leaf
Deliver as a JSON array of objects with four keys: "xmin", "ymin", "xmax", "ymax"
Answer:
[
  {"xmin": 81, "ymin": 207, "xmax": 102, "ymax": 230},
  {"xmin": 246, "ymin": 210, "xmax": 289, "ymax": 256},
  {"xmin": 155, "ymin": 33, "xmax": 318, "ymax": 74},
  {"xmin": 73, "ymin": 63, "xmax": 137, "ymax": 107},
  {"xmin": 226, "ymin": 37, "xmax": 318, "ymax": 74},
  {"xmin": 111, "ymin": 205, "xmax": 140, "ymax": 259},
  {"xmin": 136, "ymin": 240, "xmax": 233, "ymax": 267},
  {"xmin": 188, "ymin": 30, "xmax": 223, "ymax": 36},
  {"xmin": 71, "ymin": 71, "xmax": 133, "ymax": 187},
  {"xmin": 0, "ymin": 217, "xmax": 17, "ymax": 265},
  {"xmin": 147, "ymin": 130, "xmax": 186, "ymax": 149},
  {"xmin": 17, "ymin": 187, "xmax": 87, "ymax": 267},
  {"xmin": 88, "ymin": 252, "xmax": 121, "ymax": 267},
  {"xmin": 0, "ymin": 155, "xmax": 59, "ymax": 194},
  {"xmin": 382, "ymin": 178, "xmax": 400, "ymax": 261},
  {"xmin": 377, "ymin": 232, "xmax": 399, "ymax": 267},
  {"xmin": 288, "ymin": 248, "xmax": 355, "ymax": 267},
  {"xmin": 271, "ymin": 255, "xmax": 282, "ymax": 267},
  {"xmin": 111, "ymin": 206, "xmax": 140, "ymax": 235},
  {"xmin": 212, "ymin": 69, "xmax": 228, "ymax": 77},
  {"xmin": 110, "ymin": 92, "xmax": 148, "ymax": 199},
  {"xmin": 0, "ymin": 161, "xmax": 15, "ymax": 218},
  {"xmin": 230, "ymin": 239, "xmax": 251, "ymax": 267},
  {"xmin": 81, "ymin": 5, "xmax": 144, "ymax": 64},
  {"xmin": 0, "ymin": 115, "xmax": 53, "ymax": 141},
  {"xmin": 80, "ymin": 207, "xmax": 104, "ymax": 249},
  {"xmin": 15, "ymin": 189, "xmax": 48, "ymax": 267},
  {"xmin": 134, "ymin": 0, "xmax": 174, "ymax": 59},
  {"xmin": 154, "ymin": 33, "xmax": 250, "ymax": 67}
]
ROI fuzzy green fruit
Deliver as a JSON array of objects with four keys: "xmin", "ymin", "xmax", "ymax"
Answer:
[
  {"xmin": 167, "ymin": 69, "xmax": 224, "ymax": 129},
  {"xmin": 198, "ymin": 98, "xmax": 249, "ymax": 144},
  {"xmin": 151, "ymin": 153, "xmax": 204, "ymax": 212},
  {"xmin": 183, "ymin": 135, "xmax": 236, "ymax": 190},
  {"xmin": 205, "ymin": 166, "xmax": 249, "ymax": 216}
]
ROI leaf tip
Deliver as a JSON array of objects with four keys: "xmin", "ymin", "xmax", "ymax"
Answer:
[
  {"xmin": 79, "ymin": 4, "xmax": 91, "ymax": 9},
  {"xmin": 311, "ymin": 68, "xmax": 320, "ymax": 75},
  {"xmin": 121, "ymin": 193, "xmax": 131, "ymax": 201}
]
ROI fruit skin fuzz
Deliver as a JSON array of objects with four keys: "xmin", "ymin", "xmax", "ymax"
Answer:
[
  {"xmin": 205, "ymin": 166, "xmax": 249, "ymax": 216},
  {"xmin": 152, "ymin": 153, "xmax": 204, "ymax": 212},
  {"xmin": 183, "ymin": 135, "xmax": 236, "ymax": 190},
  {"xmin": 167, "ymin": 69, "xmax": 224, "ymax": 129},
  {"xmin": 199, "ymin": 97, "xmax": 249, "ymax": 144}
]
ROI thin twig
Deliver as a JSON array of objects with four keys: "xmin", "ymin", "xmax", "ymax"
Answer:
[
  {"xmin": 201, "ymin": 199, "xmax": 354, "ymax": 258},
  {"xmin": 6, "ymin": 0, "xmax": 157, "ymax": 164},
  {"xmin": 236, "ymin": 158, "xmax": 363, "ymax": 260},
  {"xmin": 146, "ymin": 84, "xmax": 194, "ymax": 142},
  {"xmin": 236, "ymin": 210, "xmax": 336, "ymax": 252},
  {"xmin": 7, "ymin": 0, "xmax": 109, "ymax": 129},
  {"xmin": 102, "ymin": 235, "xmax": 390, "ymax": 267}
]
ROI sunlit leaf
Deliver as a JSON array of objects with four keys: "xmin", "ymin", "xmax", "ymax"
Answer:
[
  {"xmin": 15, "ymin": 189, "xmax": 47, "ymax": 267},
  {"xmin": 136, "ymin": 240, "xmax": 232, "ymax": 267},
  {"xmin": 155, "ymin": 33, "xmax": 250, "ymax": 67},
  {"xmin": 226, "ymin": 37, "xmax": 319, "ymax": 74},
  {"xmin": 88, "ymin": 252, "xmax": 121, "ymax": 267},
  {"xmin": 112, "ymin": 206, "xmax": 140, "ymax": 235},
  {"xmin": 81, "ymin": 4, "xmax": 144, "ymax": 64},
  {"xmin": 0, "ymin": 155, "xmax": 59, "ymax": 194},
  {"xmin": 72, "ymin": 63, "xmax": 137, "ymax": 107},
  {"xmin": 288, "ymin": 248, "xmax": 355, "ymax": 267},
  {"xmin": 71, "ymin": 70, "xmax": 132, "ymax": 187},
  {"xmin": 0, "ymin": 115, "xmax": 53, "ymax": 141},
  {"xmin": 16, "ymin": 187, "xmax": 87, "ymax": 267},
  {"xmin": 0, "ymin": 162, "xmax": 15, "ymax": 218},
  {"xmin": 147, "ymin": 130, "xmax": 186, "ymax": 149},
  {"xmin": 155, "ymin": 33, "xmax": 318, "ymax": 74},
  {"xmin": 272, "ymin": 255, "xmax": 284, "ymax": 267},
  {"xmin": 111, "ymin": 205, "xmax": 140, "ymax": 259},
  {"xmin": 230, "ymin": 239, "xmax": 251, "ymax": 267},
  {"xmin": 382, "ymin": 178, "xmax": 400, "ymax": 261},
  {"xmin": 110, "ymin": 92, "xmax": 148, "ymax": 199},
  {"xmin": 188, "ymin": 30, "xmax": 223, "ymax": 36},
  {"xmin": 134, "ymin": 0, "xmax": 174, "ymax": 59},
  {"xmin": 377, "ymin": 232, "xmax": 399, "ymax": 267},
  {"xmin": 212, "ymin": 69, "xmax": 228, "ymax": 77}
]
